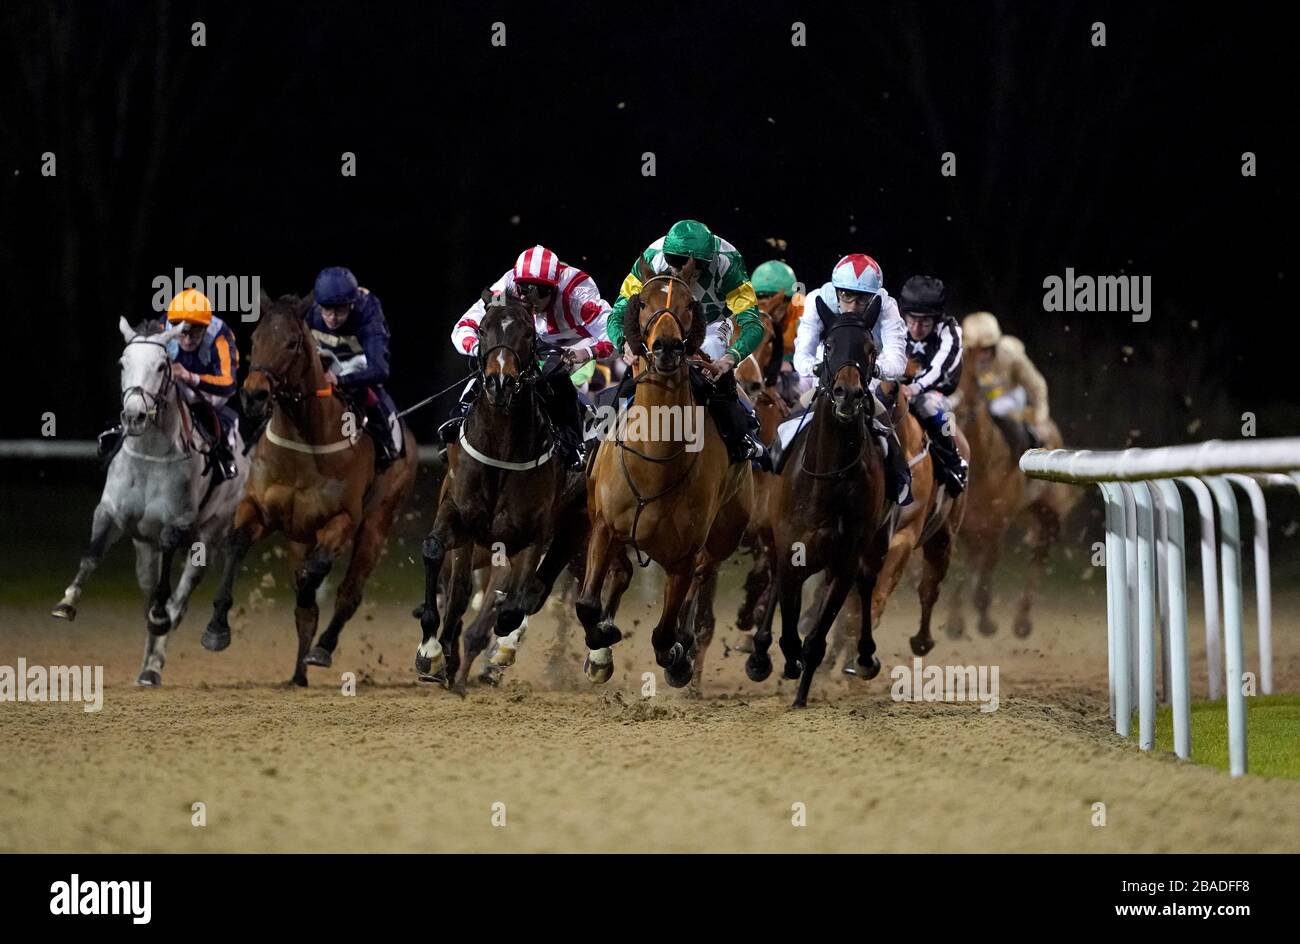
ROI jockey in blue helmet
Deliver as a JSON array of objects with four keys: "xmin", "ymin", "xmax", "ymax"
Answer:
[{"xmin": 304, "ymin": 266, "xmax": 403, "ymax": 468}]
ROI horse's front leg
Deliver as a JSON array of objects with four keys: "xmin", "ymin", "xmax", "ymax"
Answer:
[
  {"xmin": 577, "ymin": 517, "xmax": 624, "ymax": 683},
  {"xmin": 414, "ymin": 500, "xmax": 464, "ymax": 680},
  {"xmin": 436, "ymin": 543, "xmax": 475, "ymax": 689},
  {"xmin": 654, "ymin": 564, "xmax": 695, "ymax": 689},
  {"xmin": 147, "ymin": 523, "xmax": 191, "ymax": 635},
  {"xmin": 51, "ymin": 503, "xmax": 122, "ymax": 621},
  {"xmin": 793, "ymin": 567, "xmax": 855, "ymax": 709},
  {"xmin": 203, "ymin": 499, "xmax": 266, "ymax": 652},
  {"xmin": 289, "ymin": 512, "xmax": 355, "ymax": 687}
]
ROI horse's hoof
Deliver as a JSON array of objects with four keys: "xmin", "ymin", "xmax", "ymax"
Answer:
[
  {"xmin": 944, "ymin": 619, "xmax": 965, "ymax": 640},
  {"xmin": 790, "ymin": 697, "xmax": 809, "ymax": 710},
  {"xmin": 977, "ymin": 617, "xmax": 998, "ymax": 637},
  {"xmin": 415, "ymin": 639, "xmax": 445, "ymax": 678},
  {"xmin": 479, "ymin": 664, "xmax": 504, "ymax": 687},
  {"xmin": 418, "ymin": 668, "xmax": 448, "ymax": 685},
  {"xmin": 1013, "ymin": 615, "xmax": 1032, "ymax": 638},
  {"xmin": 292, "ymin": 674, "xmax": 308, "ymax": 688},
  {"xmin": 847, "ymin": 654, "xmax": 882, "ymax": 680},
  {"xmin": 50, "ymin": 603, "xmax": 76, "ymax": 621},
  {"xmin": 663, "ymin": 644, "xmax": 693, "ymax": 689},
  {"xmin": 584, "ymin": 648, "xmax": 614, "ymax": 684},
  {"xmin": 910, "ymin": 634, "xmax": 935, "ymax": 657},
  {"xmin": 304, "ymin": 646, "xmax": 332, "ymax": 668},
  {"xmin": 489, "ymin": 629, "xmax": 521, "ymax": 667},
  {"xmin": 745, "ymin": 651, "xmax": 772, "ymax": 682},
  {"xmin": 734, "ymin": 633, "xmax": 755, "ymax": 654},
  {"xmin": 201, "ymin": 626, "xmax": 231, "ymax": 652},
  {"xmin": 136, "ymin": 669, "xmax": 162, "ymax": 687},
  {"xmin": 782, "ymin": 660, "xmax": 803, "ymax": 681}
]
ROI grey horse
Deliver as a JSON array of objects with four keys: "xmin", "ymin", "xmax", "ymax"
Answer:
[{"xmin": 51, "ymin": 317, "xmax": 250, "ymax": 685}]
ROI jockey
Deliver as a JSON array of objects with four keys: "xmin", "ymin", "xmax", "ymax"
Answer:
[
  {"xmin": 749, "ymin": 259, "xmax": 805, "ymax": 404},
  {"xmin": 97, "ymin": 289, "xmax": 241, "ymax": 480},
  {"xmin": 792, "ymin": 253, "xmax": 913, "ymax": 505},
  {"xmin": 606, "ymin": 219, "xmax": 768, "ymax": 467},
  {"xmin": 959, "ymin": 311, "xmax": 1049, "ymax": 454},
  {"xmin": 443, "ymin": 245, "xmax": 614, "ymax": 469},
  {"xmin": 897, "ymin": 275, "xmax": 969, "ymax": 496},
  {"xmin": 305, "ymin": 266, "xmax": 403, "ymax": 469}
]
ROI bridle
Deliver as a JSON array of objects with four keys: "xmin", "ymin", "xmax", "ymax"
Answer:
[
  {"xmin": 799, "ymin": 318, "xmax": 877, "ymax": 480},
  {"xmin": 248, "ymin": 323, "xmax": 335, "ymax": 405},
  {"xmin": 121, "ymin": 337, "xmax": 175, "ymax": 431},
  {"xmin": 626, "ymin": 275, "xmax": 695, "ymax": 374}
]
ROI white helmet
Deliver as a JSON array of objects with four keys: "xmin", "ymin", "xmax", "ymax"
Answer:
[{"xmin": 831, "ymin": 254, "xmax": 883, "ymax": 294}]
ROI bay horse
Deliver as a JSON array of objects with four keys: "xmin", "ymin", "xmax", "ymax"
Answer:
[
  {"xmin": 746, "ymin": 299, "xmax": 891, "ymax": 708},
  {"xmin": 944, "ymin": 361, "xmax": 1077, "ymax": 638},
  {"xmin": 577, "ymin": 273, "xmax": 753, "ymax": 688},
  {"xmin": 827, "ymin": 374, "xmax": 970, "ymax": 667},
  {"xmin": 201, "ymin": 293, "xmax": 417, "ymax": 685},
  {"xmin": 52, "ymin": 317, "xmax": 250, "ymax": 686},
  {"xmin": 412, "ymin": 291, "xmax": 591, "ymax": 687},
  {"xmin": 734, "ymin": 343, "xmax": 787, "ymax": 642}
]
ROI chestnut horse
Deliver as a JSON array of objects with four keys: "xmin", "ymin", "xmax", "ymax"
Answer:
[
  {"xmin": 412, "ymin": 292, "xmax": 591, "ymax": 687},
  {"xmin": 577, "ymin": 274, "xmax": 753, "ymax": 688},
  {"xmin": 201, "ymin": 293, "xmax": 417, "ymax": 685},
  {"xmin": 944, "ymin": 362, "xmax": 1077, "ymax": 638},
  {"xmin": 746, "ymin": 300, "xmax": 891, "ymax": 708}
]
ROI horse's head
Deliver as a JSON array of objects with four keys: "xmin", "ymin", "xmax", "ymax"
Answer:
[
  {"xmin": 243, "ymin": 292, "xmax": 317, "ymax": 422},
  {"xmin": 477, "ymin": 288, "xmax": 537, "ymax": 409},
  {"xmin": 627, "ymin": 273, "xmax": 704, "ymax": 375},
  {"xmin": 116, "ymin": 316, "xmax": 182, "ymax": 435},
  {"xmin": 818, "ymin": 296, "xmax": 881, "ymax": 424},
  {"xmin": 735, "ymin": 354, "xmax": 764, "ymax": 402}
]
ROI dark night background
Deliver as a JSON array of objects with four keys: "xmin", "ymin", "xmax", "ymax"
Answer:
[{"xmin": 2, "ymin": 0, "xmax": 1298, "ymax": 447}]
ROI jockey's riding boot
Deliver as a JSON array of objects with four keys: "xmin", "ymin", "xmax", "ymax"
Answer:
[
  {"xmin": 438, "ymin": 385, "xmax": 477, "ymax": 444},
  {"xmin": 989, "ymin": 412, "xmax": 1028, "ymax": 454},
  {"xmin": 97, "ymin": 425, "xmax": 123, "ymax": 460},
  {"xmin": 922, "ymin": 416, "xmax": 969, "ymax": 496},
  {"xmin": 212, "ymin": 435, "xmax": 238, "ymax": 482},
  {"xmin": 1023, "ymin": 421, "xmax": 1044, "ymax": 450},
  {"xmin": 552, "ymin": 425, "xmax": 586, "ymax": 470},
  {"xmin": 367, "ymin": 405, "xmax": 399, "ymax": 470},
  {"xmin": 873, "ymin": 417, "xmax": 914, "ymax": 507}
]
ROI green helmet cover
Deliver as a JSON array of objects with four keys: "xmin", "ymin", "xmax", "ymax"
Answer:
[
  {"xmin": 663, "ymin": 219, "xmax": 717, "ymax": 261},
  {"xmin": 751, "ymin": 260, "xmax": 797, "ymax": 295}
]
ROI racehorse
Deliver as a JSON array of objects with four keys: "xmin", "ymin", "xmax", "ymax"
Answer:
[
  {"xmin": 413, "ymin": 291, "xmax": 591, "ymax": 687},
  {"xmin": 734, "ymin": 344, "xmax": 787, "ymax": 643},
  {"xmin": 828, "ymin": 374, "xmax": 970, "ymax": 666},
  {"xmin": 944, "ymin": 361, "xmax": 1076, "ymax": 638},
  {"xmin": 745, "ymin": 300, "xmax": 891, "ymax": 708},
  {"xmin": 51, "ymin": 317, "xmax": 250, "ymax": 686},
  {"xmin": 577, "ymin": 272, "xmax": 753, "ymax": 688},
  {"xmin": 201, "ymin": 293, "xmax": 417, "ymax": 685}
]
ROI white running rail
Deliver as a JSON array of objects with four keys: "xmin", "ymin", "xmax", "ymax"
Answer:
[{"xmin": 1020, "ymin": 438, "xmax": 1300, "ymax": 777}]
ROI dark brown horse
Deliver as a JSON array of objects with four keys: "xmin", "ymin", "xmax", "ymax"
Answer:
[
  {"xmin": 202, "ymin": 293, "xmax": 418, "ymax": 685},
  {"xmin": 412, "ymin": 291, "xmax": 589, "ymax": 686},
  {"xmin": 747, "ymin": 299, "xmax": 891, "ymax": 708}
]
